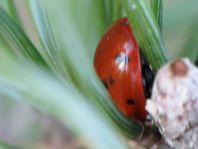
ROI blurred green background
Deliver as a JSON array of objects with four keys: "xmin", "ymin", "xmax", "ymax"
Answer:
[{"xmin": 163, "ymin": 0, "xmax": 198, "ymax": 60}]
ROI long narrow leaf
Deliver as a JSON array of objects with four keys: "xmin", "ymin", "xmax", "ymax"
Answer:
[
  {"xmin": 151, "ymin": 0, "xmax": 163, "ymax": 30},
  {"xmin": 0, "ymin": 52, "xmax": 128, "ymax": 149},
  {"xmin": 0, "ymin": 0, "xmax": 18, "ymax": 49},
  {"xmin": 106, "ymin": 0, "xmax": 126, "ymax": 23},
  {"xmin": 7, "ymin": 0, "xmax": 21, "ymax": 25},
  {"xmin": 0, "ymin": 8, "xmax": 47, "ymax": 67},
  {"xmin": 126, "ymin": 0, "xmax": 167, "ymax": 71}
]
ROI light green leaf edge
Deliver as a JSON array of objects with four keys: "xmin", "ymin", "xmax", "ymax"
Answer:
[
  {"xmin": 151, "ymin": 0, "xmax": 163, "ymax": 30},
  {"xmin": 0, "ymin": 8, "xmax": 47, "ymax": 68}
]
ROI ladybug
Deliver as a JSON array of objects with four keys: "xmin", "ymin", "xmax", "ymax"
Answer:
[{"xmin": 94, "ymin": 18, "xmax": 154, "ymax": 121}]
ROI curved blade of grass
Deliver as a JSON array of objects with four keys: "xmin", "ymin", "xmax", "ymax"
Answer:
[
  {"xmin": 105, "ymin": 0, "xmax": 126, "ymax": 23},
  {"xmin": 126, "ymin": 0, "xmax": 167, "ymax": 71},
  {"xmin": 0, "ymin": 0, "xmax": 18, "ymax": 21},
  {"xmin": 28, "ymin": 0, "xmax": 109, "ymax": 58},
  {"xmin": 0, "ymin": 8, "xmax": 47, "ymax": 68},
  {"xmin": 0, "ymin": 0, "xmax": 21, "ymax": 49},
  {"xmin": 0, "ymin": 52, "xmax": 128, "ymax": 149},
  {"xmin": 6, "ymin": 0, "xmax": 21, "ymax": 26},
  {"xmin": 28, "ymin": 0, "xmax": 144, "ymax": 137},
  {"xmin": 151, "ymin": 0, "xmax": 163, "ymax": 30},
  {"xmin": 28, "ymin": 1, "xmax": 71, "ymax": 78}
]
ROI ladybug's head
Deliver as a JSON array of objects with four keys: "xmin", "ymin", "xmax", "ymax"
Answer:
[{"xmin": 140, "ymin": 51, "xmax": 155, "ymax": 99}]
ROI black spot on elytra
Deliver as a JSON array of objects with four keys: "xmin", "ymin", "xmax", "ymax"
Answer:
[
  {"xmin": 108, "ymin": 77, "xmax": 115, "ymax": 85},
  {"xmin": 126, "ymin": 99, "xmax": 136, "ymax": 105},
  {"xmin": 102, "ymin": 77, "xmax": 115, "ymax": 89}
]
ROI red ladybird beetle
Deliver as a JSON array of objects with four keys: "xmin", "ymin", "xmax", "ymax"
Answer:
[{"xmin": 94, "ymin": 17, "xmax": 154, "ymax": 121}]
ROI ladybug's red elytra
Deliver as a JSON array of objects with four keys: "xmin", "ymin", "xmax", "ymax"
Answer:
[{"xmin": 94, "ymin": 18, "xmax": 154, "ymax": 121}]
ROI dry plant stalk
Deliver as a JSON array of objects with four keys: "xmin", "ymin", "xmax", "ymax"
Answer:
[{"xmin": 146, "ymin": 58, "xmax": 198, "ymax": 149}]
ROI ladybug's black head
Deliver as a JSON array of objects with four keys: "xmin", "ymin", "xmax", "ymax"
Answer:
[{"xmin": 140, "ymin": 51, "xmax": 155, "ymax": 98}]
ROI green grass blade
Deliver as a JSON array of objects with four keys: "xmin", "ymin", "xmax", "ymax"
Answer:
[
  {"xmin": 28, "ymin": 0, "xmax": 109, "ymax": 58},
  {"xmin": 126, "ymin": 0, "xmax": 167, "ymax": 71},
  {"xmin": 0, "ymin": 0, "xmax": 22, "ymax": 26},
  {"xmin": 151, "ymin": 0, "xmax": 163, "ymax": 30},
  {"xmin": 0, "ymin": 52, "xmax": 128, "ymax": 149},
  {"xmin": 0, "ymin": 8, "xmax": 47, "ymax": 67},
  {"xmin": 7, "ymin": 0, "xmax": 21, "ymax": 25},
  {"xmin": 106, "ymin": 0, "xmax": 126, "ymax": 23},
  {"xmin": 0, "ymin": 0, "xmax": 20, "ymax": 48},
  {"xmin": 28, "ymin": 1, "xmax": 70, "ymax": 77}
]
